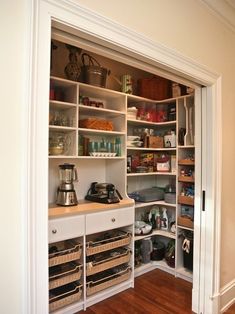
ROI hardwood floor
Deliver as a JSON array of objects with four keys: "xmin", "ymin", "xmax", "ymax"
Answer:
[
  {"xmin": 79, "ymin": 269, "xmax": 193, "ymax": 314},
  {"xmin": 225, "ymin": 303, "xmax": 235, "ymax": 314},
  {"xmin": 78, "ymin": 269, "xmax": 235, "ymax": 313}
]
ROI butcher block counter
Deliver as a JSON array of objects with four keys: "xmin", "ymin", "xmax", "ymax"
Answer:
[{"xmin": 49, "ymin": 198, "xmax": 134, "ymax": 219}]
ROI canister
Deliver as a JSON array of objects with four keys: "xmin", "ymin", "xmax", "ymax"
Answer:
[{"xmin": 121, "ymin": 74, "xmax": 133, "ymax": 94}]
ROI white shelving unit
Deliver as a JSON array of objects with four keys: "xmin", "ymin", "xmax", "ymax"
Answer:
[
  {"xmin": 126, "ymin": 93, "xmax": 195, "ymax": 280},
  {"xmin": 48, "ymin": 36, "xmax": 196, "ymax": 311}
]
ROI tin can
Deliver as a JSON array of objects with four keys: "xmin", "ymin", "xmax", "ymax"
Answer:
[{"xmin": 121, "ymin": 74, "xmax": 133, "ymax": 94}]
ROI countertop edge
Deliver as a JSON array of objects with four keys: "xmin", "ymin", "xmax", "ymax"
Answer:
[{"xmin": 49, "ymin": 198, "xmax": 135, "ymax": 219}]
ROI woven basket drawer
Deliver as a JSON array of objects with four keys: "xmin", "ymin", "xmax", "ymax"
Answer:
[
  {"xmin": 86, "ymin": 232, "xmax": 131, "ymax": 256},
  {"xmin": 49, "ymin": 283, "xmax": 82, "ymax": 312},
  {"xmin": 86, "ymin": 267, "xmax": 131, "ymax": 296},
  {"xmin": 49, "ymin": 240, "xmax": 82, "ymax": 267},
  {"xmin": 86, "ymin": 249, "xmax": 131, "ymax": 276},
  {"xmin": 49, "ymin": 262, "xmax": 82, "ymax": 290}
]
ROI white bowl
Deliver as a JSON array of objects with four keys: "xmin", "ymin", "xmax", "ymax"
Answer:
[{"xmin": 135, "ymin": 221, "xmax": 152, "ymax": 235}]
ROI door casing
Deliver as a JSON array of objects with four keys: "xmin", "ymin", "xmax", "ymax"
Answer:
[{"xmin": 23, "ymin": 1, "xmax": 222, "ymax": 313}]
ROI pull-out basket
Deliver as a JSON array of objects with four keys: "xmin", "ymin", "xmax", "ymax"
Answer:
[
  {"xmin": 86, "ymin": 231, "xmax": 131, "ymax": 256},
  {"xmin": 86, "ymin": 248, "xmax": 131, "ymax": 276},
  {"xmin": 86, "ymin": 266, "xmax": 131, "ymax": 296},
  {"xmin": 49, "ymin": 282, "xmax": 82, "ymax": 312},
  {"xmin": 49, "ymin": 262, "xmax": 82, "ymax": 290},
  {"xmin": 49, "ymin": 240, "xmax": 82, "ymax": 267}
]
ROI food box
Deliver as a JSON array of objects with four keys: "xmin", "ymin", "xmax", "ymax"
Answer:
[{"xmin": 148, "ymin": 136, "xmax": 164, "ymax": 148}]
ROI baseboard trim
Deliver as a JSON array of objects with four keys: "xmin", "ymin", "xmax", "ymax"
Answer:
[{"xmin": 220, "ymin": 279, "xmax": 235, "ymax": 313}]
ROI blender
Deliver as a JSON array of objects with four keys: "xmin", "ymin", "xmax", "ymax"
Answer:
[{"xmin": 56, "ymin": 163, "xmax": 78, "ymax": 206}]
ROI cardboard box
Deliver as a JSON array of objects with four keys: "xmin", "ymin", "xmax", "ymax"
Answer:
[{"xmin": 148, "ymin": 136, "xmax": 163, "ymax": 148}]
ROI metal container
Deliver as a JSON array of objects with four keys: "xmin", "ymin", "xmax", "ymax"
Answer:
[{"xmin": 81, "ymin": 53, "xmax": 110, "ymax": 88}]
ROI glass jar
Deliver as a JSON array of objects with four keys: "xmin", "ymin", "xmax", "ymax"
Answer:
[{"xmin": 49, "ymin": 133, "xmax": 70, "ymax": 155}]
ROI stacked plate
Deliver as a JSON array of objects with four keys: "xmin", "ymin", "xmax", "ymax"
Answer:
[{"xmin": 127, "ymin": 136, "xmax": 142, "ymax": 147}]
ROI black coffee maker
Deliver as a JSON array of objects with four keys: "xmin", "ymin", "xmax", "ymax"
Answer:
[{"xmin": 85, "ymin": 182, "xmax": 122, "ymax": 204}]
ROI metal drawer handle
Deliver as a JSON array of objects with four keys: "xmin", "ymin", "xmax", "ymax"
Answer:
[
  {"xmin": 111, "ymin": 218, "xmax": 116, "ymax": 223},
  {"xmin": 52, "ymin": 229, "xmax": 57, "ymax": 234}
]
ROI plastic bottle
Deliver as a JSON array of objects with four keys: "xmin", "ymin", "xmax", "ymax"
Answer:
[
  {"xmin": 151, "ymin": 213, "xmax": 156, "ymax": 229},
  {"xmin": 155, "ymin": 208, "xmax": 161, "ymax": 230},
  {"xmin": 161, "ymin": 207, "xmax": 169, "ymax": 231},
  {"xmin": 115, "ymin": 138, "xmax": 121, "ymax": 156}
]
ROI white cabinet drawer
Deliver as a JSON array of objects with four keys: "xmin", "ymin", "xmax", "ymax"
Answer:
[
  {"xmin": 86, "ymin": 206, "xmax": 134, "ymax": 235},
  {"xmin": 49, "ymin": 215, "xmax": 85, "ymax": 243}
]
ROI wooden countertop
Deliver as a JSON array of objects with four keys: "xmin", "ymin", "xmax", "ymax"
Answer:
[{"xmin": 49, "ymin": 198, "xmax": 134, "ymax": 219}]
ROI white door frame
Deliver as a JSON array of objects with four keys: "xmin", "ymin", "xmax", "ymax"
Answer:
[{"xmin": 24, "ymin": 1, "xmax": 222, "ymax": 313}]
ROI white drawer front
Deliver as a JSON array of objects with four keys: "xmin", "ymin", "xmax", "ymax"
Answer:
[
  {"xmin": 86, "ymin": 206, "xmax": 134, "ymax": 235},
  {"xmin": 49, "ymin": 215, "xmax": 84, "ymax": 243}
]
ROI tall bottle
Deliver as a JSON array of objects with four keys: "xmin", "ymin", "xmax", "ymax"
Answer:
[
  {"xmin": 161, "ymin": 207, "xmax": 168, "ymax": 231},
  {"xmin": 155, "ymin": 208, "xmax": 161, "ymax": 230},
  {"xmin": 115, "ymin": 138, "xmax": 121, "ymax": 156}
]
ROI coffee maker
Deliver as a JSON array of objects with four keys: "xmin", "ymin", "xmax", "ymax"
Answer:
[{"xmin": 56, "ymin": 163, "xmax": 78, "ymax": 206}]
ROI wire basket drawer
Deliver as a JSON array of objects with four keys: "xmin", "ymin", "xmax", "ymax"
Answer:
[
  {"xmin": 86, "ymin": 266, "xmax": 131, "ymax": 296},
  {"xmin": 86, "ymin": 231, "xmax": 131, "ymax": 256},
  {"xmin": 86, "ymin": 248, "xmax": 131, "ymax": 276},
  {"xmin": 49, "ymin": 282, "xmax": 82, "ymax": 312},
  {"xmin": 49, "ymin": 240, "xmax": 82, "ymax": 267},
  {"xmin": 49, "ymin": 262, "xmax": 82, "ymax": 290}
]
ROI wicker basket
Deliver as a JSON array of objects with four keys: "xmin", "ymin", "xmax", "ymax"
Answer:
[
  {"xmin": 178, "ymin": 216, "xmax": 194, "ymax": 229},
  {"xmin": 49, "ymin": 240, "xmax": 82, "ymax": 267},
  {"xmin": 86, "ymin": 249, "xmax": 131, "ymax": 276},
  {"xmin": 86, "ymin": 267, "xmax": 131, "ymax": 296},
  {"xmin": 178, "ymin": 195, "xmax": 194, "ymax": 206},
  {"xmin": 137, "ymin": 76, "xmax": 172, "ymax": 100},
  {"xmin": 86, "ymin": 232, "xmax": 131, "ymax": 256},
  {"xmin": 49, "ymin": 262, "xmax": 82, "ymax": 290},
  {"xmin": 49, "ymin": 282, "xmax": 82, "ymax": 312}
]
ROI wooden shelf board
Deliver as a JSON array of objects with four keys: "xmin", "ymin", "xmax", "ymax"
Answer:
[{"xmin": 48, "ymin": 198, "xmax": 134, "ymax": 218}]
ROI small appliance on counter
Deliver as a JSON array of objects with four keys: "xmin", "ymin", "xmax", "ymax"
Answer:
[
  {"xmin": 56, "ymin": 163, "xmax": 78, "ymax": 206},
  {"xmin": 85, "ymin": 182, "xmax": 122, "ymax": 204}
]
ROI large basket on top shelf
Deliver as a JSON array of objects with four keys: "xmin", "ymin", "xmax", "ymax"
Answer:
[
  {"xmin": 86, "ymin": 231, "xmax": 131, "ymax": 256},
  {"xmin": 49, "ymin": 240, "xmax": 82, "ymax": 267}
]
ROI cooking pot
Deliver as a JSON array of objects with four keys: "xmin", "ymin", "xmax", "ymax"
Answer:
[
  {"xmin": 81, "ymin": 53, "xmax": 110, "ymax": 88},
  {"xmin": 151, "ymin": 241, "xmax": 165, "ymax": 261}
]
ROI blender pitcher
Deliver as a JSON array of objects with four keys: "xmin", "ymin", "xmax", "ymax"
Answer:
[{"xmin": 56, "ymin": 163, "xmax": 78, "ymax": 206}]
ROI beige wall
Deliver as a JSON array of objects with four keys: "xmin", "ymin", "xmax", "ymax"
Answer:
[
  {"xmin": 77, "ymin": 0, "xmax": 235, "ymax": 287},
  {"xmin": 1, "ymin": 0, "xmax": 28, "ymax": 313}
]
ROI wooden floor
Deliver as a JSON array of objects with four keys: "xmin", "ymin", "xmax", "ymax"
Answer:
[
  {"xmin": 79, "ymin": 269, "xmax": 235, "ymax": 314},
  {"xmin": 79, "ymin": 269, "xmax": 193, "ymax": 314},
  {"xmin": 225, "ymin": 303, "xmax": 235, "ymax": 314}
]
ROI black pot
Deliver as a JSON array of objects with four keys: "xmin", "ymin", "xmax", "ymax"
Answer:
[{"xmin": 151, "ymin": 241, "xmax": 165, "ymax": 261}]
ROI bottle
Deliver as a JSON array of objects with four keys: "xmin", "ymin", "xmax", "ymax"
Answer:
[
  {"xmin": 155, "ymin": 208, "xmax": 161, "ymax": 229},
  {"xmin": 151, "ymin": 213, "xmax": 156, "ymax": 229},
  {"xmin": 161, "ymin": 207, "xmax": 168, "ymax": 231},
  {"xmin": 115, "ymin": 138, "xmax": 121, "ymax": 156}
]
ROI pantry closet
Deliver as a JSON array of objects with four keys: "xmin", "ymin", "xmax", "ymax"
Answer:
[{"xmin": 28, "ymin": 1, "xmax": 221, "ymax": 314}]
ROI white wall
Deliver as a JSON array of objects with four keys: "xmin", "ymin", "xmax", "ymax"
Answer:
[{"xmin": 1, "ymin": 0, "xmax": 235, "ymax": 312}]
